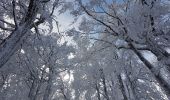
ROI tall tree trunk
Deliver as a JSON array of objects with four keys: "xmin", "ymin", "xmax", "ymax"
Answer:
[
  {"xmin": 28, "ymin": 79, "xmax": 39, "ymax": 100},
  {"xmin": 0, "ymin": 24, "xmax": 29, "ymax": 68},
  {"xmin": 0, "ymin": 0, "xmax": 43, "ymax": 68},
  {"xmin": 120, "ymin": 71, "xmax": 136, "ymax": 100},
  {"xmin": 117, "ymin": 74, "xmax": 128, "ymax": 100},
  {"xmin": 95, "ymin": 82, "xmax": 101, "ymax": 100},
  {"xmin": 100, "ymin": 69, "xmax": 109, "ymax": 100},
  {"xmin": 128, "ymin": 42, "xmax": 170, "ymax": 95},
  {"xmin": 43, "ymin": 67, "xmax": 53, "ymax": 100}
]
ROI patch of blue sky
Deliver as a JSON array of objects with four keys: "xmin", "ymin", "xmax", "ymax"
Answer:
[{"xmin": 107, "ymin": 0, "xmax": 124, "ymax": 3}]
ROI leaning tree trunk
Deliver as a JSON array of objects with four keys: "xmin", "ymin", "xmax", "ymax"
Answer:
[
  {"xmin": 28, "ymin": 79, "xmax": 39, "ymax": 100},
  {"xmin": 120, "ymin": 71, "xmax": 136, "ymax": 100},
  {"xmin": 43, "ymin": 66, "xmax": 53, "ymax": 100},
  {"xmin": 0, "ymin": 23, "xmax": 31, "ymax": 68},
  {"xmin": 118, "ymin": 71, "xmax": 136, "ymax": 100},
  {"xmin": 95, "ymin": 82, "xmax": 101, "ymax": 100},
  {"xmin": 128, "ymin": 42, "xmax": 170, "ymax": 95},
  {"xmin": 0, "ymin": 0, "xmax": 44, "ymax": 68},
  {"xmin": 118, "ymin": 74, "xmax": 128, "ymax": 100}
]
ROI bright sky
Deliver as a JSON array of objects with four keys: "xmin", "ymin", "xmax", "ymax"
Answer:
[
  {"xmin": 56, "ymin": 11, "xmax": 74, "ymax": 31},
  {"xmin": 54, "ymin": 0, "xmax": 159, "ymax": 64}
]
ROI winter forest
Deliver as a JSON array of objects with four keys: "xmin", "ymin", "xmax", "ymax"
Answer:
[{"xmin": 0, "ymin": 0, "xmax": 170, "ymax": 100}]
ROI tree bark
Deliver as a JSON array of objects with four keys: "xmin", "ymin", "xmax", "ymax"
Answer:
[
  {"xmin": 28, "ymin": 79, "xmax": 39, "ymax": 100},
  {"xmin": 128, "ymin": 42, "xmax": 170, "ymax": 95},
  {"xmin": 120, "ymin": 71, "xmax": 136, "ymax": 100},
  {"xmin": 117, "ymin": 74, "xmax": 128, "ymax": 100},
  {"xmin": 0, "ymin": 0, "xmax": 43, "ymax": 68},
  {"xmin": 43, "ymin": 67, "xmax": 53, "ymax": 100}
]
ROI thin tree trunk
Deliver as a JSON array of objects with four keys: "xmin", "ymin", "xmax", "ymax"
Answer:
[
  {"xmin": 28, "ymin": 79, "xmax": 39, "ymax": 100},
  {"xmin": 100, "ymin": 69, "xmax": 109, "ymax": 100},
  {"xmin": 43, "ymin": 67, "xmax": 53, "ymax": 100},
  {"xmin": 120, "ymin": 71, "xmax": 135, "ymax": 100},
  {"xmin": 95, "ymin": 82, "xmax": 101, "ymax": 100},
  {"xmin": 117, "ymin": 74, "xmax": 128, "ymax": 100}
]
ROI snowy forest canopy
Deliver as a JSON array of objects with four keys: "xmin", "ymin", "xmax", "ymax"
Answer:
[{"xmin": 0, "ymin": 0, "xmax": 170, "ymax": 100}]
